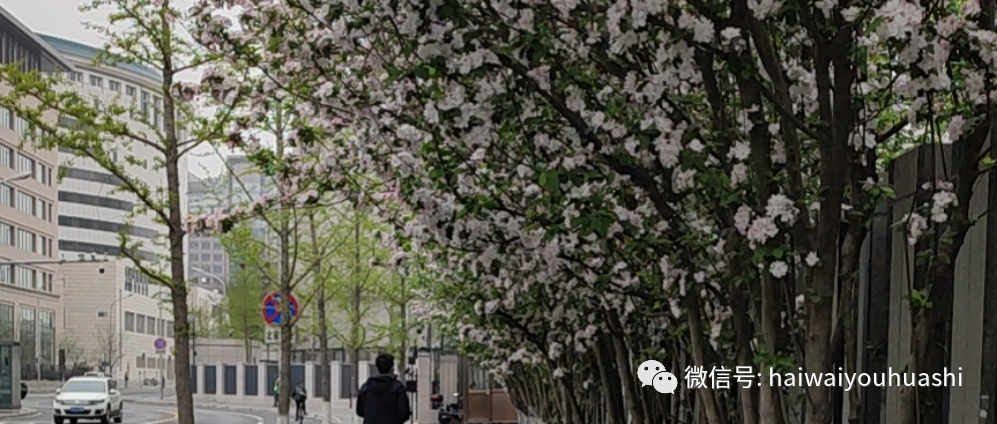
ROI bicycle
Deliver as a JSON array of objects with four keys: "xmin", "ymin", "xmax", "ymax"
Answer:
[{"xmin": 295, "ymin": 401, "xmax": 306, "ymax": 424}]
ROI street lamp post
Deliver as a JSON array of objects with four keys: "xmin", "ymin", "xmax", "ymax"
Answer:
[
  {"xmin": 106, "ymin": 291, "xmax": 133, "ymax": 377},
  {"xmin": 191, "ymin": 267, "xmax": 225, "ymax": 291},
  {"xmin": 1, "ymin": 171, "xmax": 33, "ymax": 185}
]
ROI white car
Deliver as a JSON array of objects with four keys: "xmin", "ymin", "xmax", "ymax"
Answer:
[{"xmin": 52, "ymin": 377, "xmax": 123, "ymax": 424}]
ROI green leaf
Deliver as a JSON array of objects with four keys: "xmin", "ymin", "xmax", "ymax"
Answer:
[{"xmin": 539, "ymin": 169, "xmax": 560, "ymax": 193}]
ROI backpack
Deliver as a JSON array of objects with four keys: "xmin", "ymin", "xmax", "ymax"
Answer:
[{"xmin": 295, "ymin": 387, "xmax": 307, "ymax": 400}]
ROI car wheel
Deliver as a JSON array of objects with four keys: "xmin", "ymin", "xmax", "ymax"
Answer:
[
  {"xmin": 100, "ymin": 407, "xmax": 111, "ymax": 424},
  {"xmin": 113, "ymin": 403, "xmax": 123, "ymax": 423}
]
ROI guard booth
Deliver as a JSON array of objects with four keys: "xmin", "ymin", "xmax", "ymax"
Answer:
[
  {"xmin": 461, "ymin": 355, "xmax": 518, "ymax": 424},
  {"xmin": 0, "ymin": 341, "xmax": 21, "ymax": 410}
]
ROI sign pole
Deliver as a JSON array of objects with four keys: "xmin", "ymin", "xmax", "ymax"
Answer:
[{"xmin": 261, "ymin": 291, "xmax": 298, "ymax": 364}]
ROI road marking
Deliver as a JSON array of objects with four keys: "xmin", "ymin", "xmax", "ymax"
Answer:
[{"xmin": 148, "ymin": 410, "xmax": 180, "ymax": 424}]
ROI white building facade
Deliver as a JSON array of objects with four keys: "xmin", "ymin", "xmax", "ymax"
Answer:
[
  {"xmin": 0, "ymin": 7, "xmax": 72, "ymax": 381},
  {"xmin": 40, "ymin": 34, "xmax": 189, "ymax": 381}
]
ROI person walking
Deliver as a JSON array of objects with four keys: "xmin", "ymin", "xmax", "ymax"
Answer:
[
  {"xmin": 356, "ymin": 353, "xmax": 411, "ymax": 424},
  {"xmin": 273, "ymin": 376, "xmax": 281, "ymax": 407}
]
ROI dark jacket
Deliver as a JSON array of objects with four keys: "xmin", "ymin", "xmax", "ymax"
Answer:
[{"xmin": 357, "ymin": 374, "xmax": 411, "ymax": 424}]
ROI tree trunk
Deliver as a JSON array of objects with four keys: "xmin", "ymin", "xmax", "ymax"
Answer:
[
  {"xmin": 243, "ymin": 315, "xmax": 252, "ymax": 363},
  {"xmin": 730, "ymin": 285, "xmax": 758, "ymax": 424},
  {"xmin": 606, "ymin": 311, "xmax": 645, "ymax": 424},
  {"xmin": 310, "ymin": 214, "xmax": 332, "ymax": 424},
  {"xmin": 349, "ymin": 209, "xmax": 362, "ymax": 406},
  {"xmin": 683, "ymin": 294, "xmax": 725, "ymax": 424},
  {"xmin": 162, "ymin": 45, "xmax": 194, "ymax": 424},
  {"xmin": 276, "ymin": 112, "xmax": 292, "ymax": 424},
  {"xmin": 837, "ymin": 226, "xmax": 864, "ymax": 424},
  {"xmin": 278, "ymin": 220, "xmax": 292, "ymax": 424}
]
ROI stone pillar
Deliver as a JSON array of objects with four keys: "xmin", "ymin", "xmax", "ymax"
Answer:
[
  {"xmin": 358, "ymin": 360, "xmax": 370, "ymax": 384},
  {"xmin": 236, "ymin": 364, "xmax": 245, "ymax": 396},
  {"xmin": 193, "ymin": 365, "xmax": 203, "ymax": 401},
  {"xmin": 439, "ymin": 355, "xmax": 459, "ymax": 404},
  {"xmin": 329, "ymin": 361, "xmax": 341, "ymax": 400},
  {"xmin": 214, "ymin": 363, "xmax": 224, "ymax": 403},
  {"xmin": 258, "ymin": 364, "xmax": 268, "ymax": 400},
  {"xmin": 305, "ymin": 361, "xmax": 315, "ymax": 392},
  {"xmin": 417, "ymin": 351, "xmax": 435, "ymax": 424}
]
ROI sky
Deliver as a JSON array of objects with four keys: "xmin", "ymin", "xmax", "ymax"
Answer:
[{"xmin": 2, "ymin": 0, "xmax": 225, "ymax": 180}]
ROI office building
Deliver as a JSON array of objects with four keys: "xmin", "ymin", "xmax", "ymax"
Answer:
[
  {"xmin": 40, "ymin": 34, "xmax": 189, "ymax": 379},
  {"xmin": 0, "ymin": 6, "xmax": 71, "ymax": 380},
  {"xmin": 187, "ymin": 174, "xmax": 228, "ymax": 291}
]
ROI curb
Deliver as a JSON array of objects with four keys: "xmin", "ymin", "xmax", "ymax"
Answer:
[
  {"xmin": 0, "ymin": 407, "xmax": 38, "ymax": 419},
  {"xmin": 131, "ymin": 399, "xmax": 329, "ymax": 419}
]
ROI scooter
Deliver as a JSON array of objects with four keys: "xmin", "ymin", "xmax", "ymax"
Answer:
[{"xmin": 437, "ymin": 392, "xmax": 464, "ymax": 424}]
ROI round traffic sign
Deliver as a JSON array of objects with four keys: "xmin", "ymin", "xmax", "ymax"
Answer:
[
  {"xmin": 261, "ymin": 291, "xmax": 299, "ymax": 326},
  {"xmin": 154, "ymin": 337, "xmax": 167, "ymax": 350}
]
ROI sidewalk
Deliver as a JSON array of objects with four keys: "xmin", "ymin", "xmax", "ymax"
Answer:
[
  {"xmin": 0, "ymin": 407, "xmax": 37, "ymax": 419},
  {"xmin": 130, "ymin": 395, "xmax": 338, "ymax": 420}
]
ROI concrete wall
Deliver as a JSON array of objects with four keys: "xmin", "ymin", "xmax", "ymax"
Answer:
[{"xmin": 189, "ymin": 361, "xmax": 366, "ymax": 411}]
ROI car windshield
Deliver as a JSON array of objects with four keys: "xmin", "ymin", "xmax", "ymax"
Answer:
[{"xmin": 62, "ymin": 381, "xmax": 105, "ymax": 393}]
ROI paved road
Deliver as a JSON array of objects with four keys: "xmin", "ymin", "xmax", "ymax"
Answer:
[{"xmin": 0, "ymin": 391, "xmax": 294, "ymax": 424}]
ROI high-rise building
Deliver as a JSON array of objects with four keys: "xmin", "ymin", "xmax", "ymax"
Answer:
[
  {"xmin": 187, "ymin": 174, "xmax": 228, "ymax": 291},
  {"xmin": 0, "ymin": 6, "xmax": 71, "ymax": 380},
  {"xmin": 41, "ymin": 34, "xmax": 188, "ymax": 380},
  {"xmin": 187, "ymin": 155, "xmax": 273, "ymax": 292}
]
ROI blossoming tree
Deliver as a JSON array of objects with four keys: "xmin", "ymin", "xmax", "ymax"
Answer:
[
  {"xmin": 0, "ymin": 0, "xmax": 241, "ymax": 423},
  {"xmin": 186, "ymin": 0, "xmax": 997, "ymax": 423}
]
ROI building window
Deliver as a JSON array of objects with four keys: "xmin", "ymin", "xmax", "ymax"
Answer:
[
  {"xmin": 136, "ymin": 314, "xmax": 146, "ymax": 333},
  {"xmin": 13, "ymin": 117, "xmax": 28, "ymax": 140},
  {"xmin": 0, "ymin": 107, "xmax": 9, "ymax": 129},
  {"xmin": 0, "ymin": 266, "xmax": 10, "ymax": 284},
  {"xmin": 15, "ymin": 153, "xmax": 34, "ymax": 176},
  {"xmin": 0, "ymin": 144, "xmax": 11, "ymax": 168},
  {"xmin": 39, "ymin": 310, "xmax": 55, "ymax": 366},
  {"xmin": 89, "ymin": 75, "xmax": 102, "ymax": 87},
  {"xmin": 140, "ymin": 92, "xmax": 150, "ymax": 119},
  {"xmin": 16, "ymin": 228, "xmax": 34, "ymax": 252},
  {"xmin": 19, "ymin": 307, "xmax": 35, "ymax": 371},
  {"xmin": 0, "ymin": 303, "xmax": 12, "ymax": 340},
  {"xmin": 152, "ymin": 96, "xmax": 161, "ymax": 127},
  {"xmin": 0, "ymin": 184, "xmax": 10, "ymax": 207},
  {"xmin": 213, "ymin": 265, "xmax": 223, "ymax": 274},
  {"xmin": 39, "ymin": 272, "xmax": 52, "ymax": 292},
  {"xmin": 124, "ymin": 312, "xmax": 134, "ymax": 331},
  {"xmin": 166, "ymin": 320, "xmax": 174, "ymax": 337},
  {"xmin": 16, "ymin": 192, "xmax": 35, "ymax": 215},
  {"xmin": 125, "ymin": 267, "xmax": 149, "ymax": 296},
  {"xmin": 0, "ymin": 222, "xmax": 11, "ymax": 245},
  {"xmin": 34, "ymin": 163, "xmax": 49, "ymax": 185},
  {"xmin": 36, "ymin": 199, "xmax": 48, "ymax": 221},
  {"xmin": 109, "ymin": 80, "xmax": 120, "ymax": 91},
  {"xmin": 68, "ymin": 72, "xmax": 82, "ymax": 82},
  {"xmin": 126, "ymin": 86, "xmax": 136, "ymax": 96},
  {"xmin": 16, "ymin": 266, "xmax": 35, "ymax": 289}
]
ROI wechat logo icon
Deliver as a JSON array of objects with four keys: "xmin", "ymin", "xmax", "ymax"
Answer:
[{"xmin": 637, "ymin": 360, "xmax": 678, "ymax": 394}]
